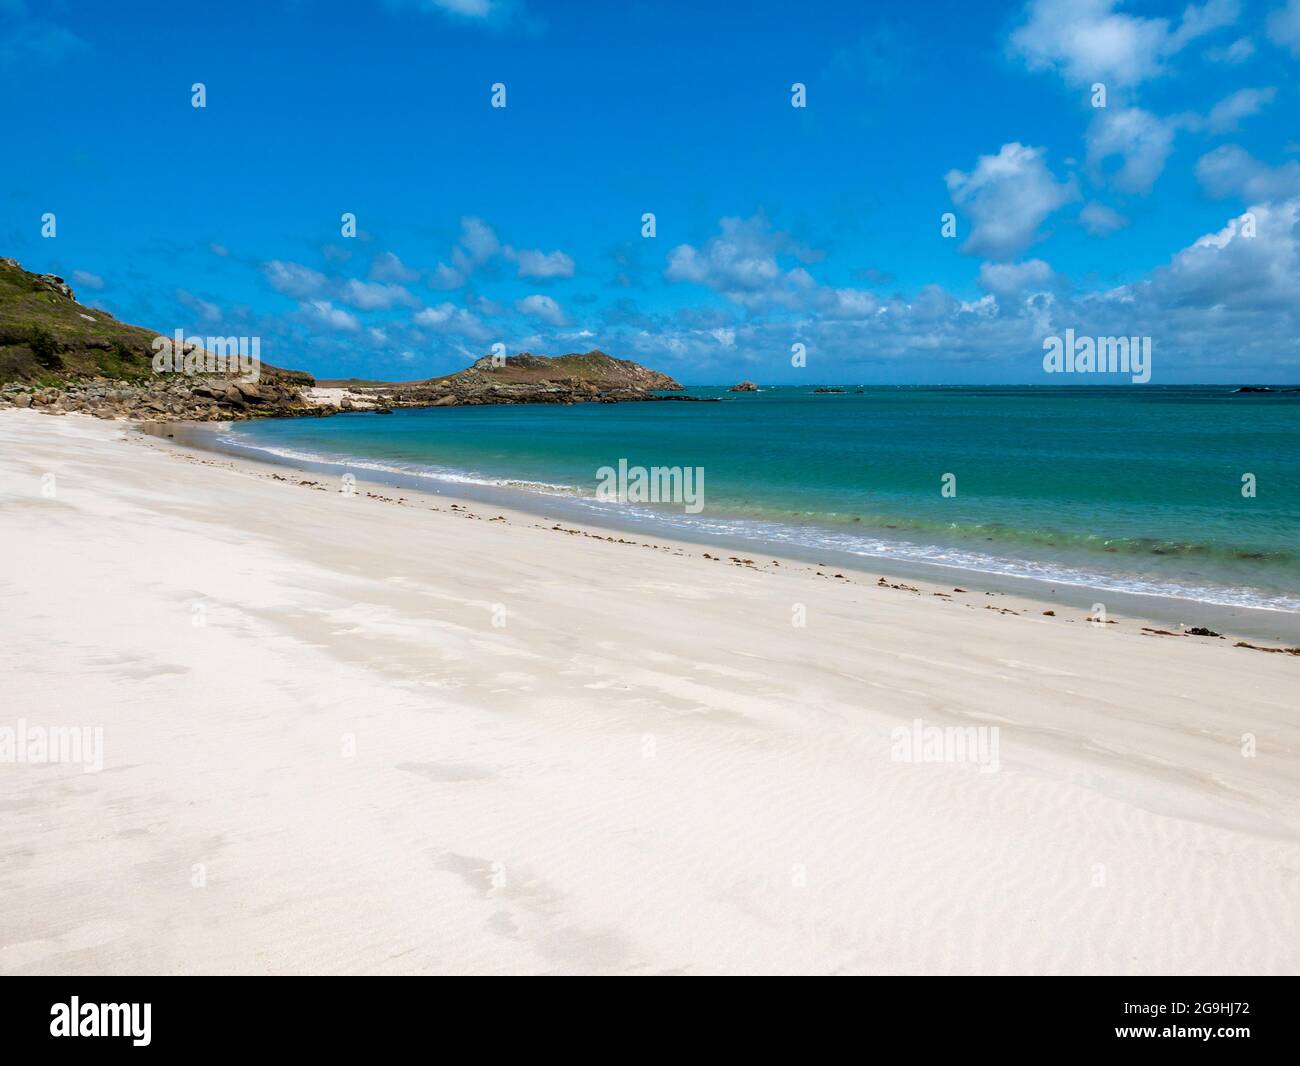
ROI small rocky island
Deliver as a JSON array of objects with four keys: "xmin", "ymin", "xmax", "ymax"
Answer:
[
  {"xmin": 316, "ymin": 351, "xmax": 689, "ymax": 413},
  {"xmin": 0, "ymin": 256, "xmax": 693, "ymax": 421},
  {"xmin": 729, "ymin": 380, "xmax": 758, "ymax": 392}
]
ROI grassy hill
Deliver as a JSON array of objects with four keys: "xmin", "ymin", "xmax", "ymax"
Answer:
[
  {"xmin": 0, "ymin": 256, "xmax": 311, "ymax": 387},
  {"xmin": 433, "ymin": 351, "xmax": 682, "ymax": 391},
  {"xmin": 0, "ymin": 258, "xmax": 169, "ymax": 384},
  {"xmin": 0, "ymin": 257, "xmax": 686, "ymax": 419}
]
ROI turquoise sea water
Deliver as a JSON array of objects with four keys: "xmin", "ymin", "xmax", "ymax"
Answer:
[{"xmin": 226, "ymin": 386, "xmax": 1300, "ymax": 612}]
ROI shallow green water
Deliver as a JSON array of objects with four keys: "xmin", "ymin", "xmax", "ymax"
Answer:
[{"xmin": 229, "ymin": 385, "xmax": 1300, "ymax": 611}]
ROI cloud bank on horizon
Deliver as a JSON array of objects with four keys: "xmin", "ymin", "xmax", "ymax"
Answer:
[{"xmin": 2, "ymin": 0, "xmax": 1298, "ymax": 383}]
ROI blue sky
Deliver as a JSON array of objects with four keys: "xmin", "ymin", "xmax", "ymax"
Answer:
[{"xmin": 3, "ymin": 0, "xmax": 1298, "ymax": 383}]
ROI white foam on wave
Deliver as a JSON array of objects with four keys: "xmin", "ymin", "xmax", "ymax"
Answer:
[
  {"xmin": 216, "ymin": 436, "xmax": 580, "ymax": 495},
  {"xmin": 566, "ymin": 497, "xmax": 1300, "ymax": 614},
  {"xmin": 221, "ymin": 432, "xmax": 1300, "ymax": 614}
]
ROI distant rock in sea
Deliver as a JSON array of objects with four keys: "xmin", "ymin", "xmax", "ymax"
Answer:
[{"xmin": 729, "ymin": 380, "xmax": 758, "ymax": 392}]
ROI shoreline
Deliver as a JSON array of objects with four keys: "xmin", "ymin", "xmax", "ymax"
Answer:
[
  {"xmin": 159, "ymin": 415, "xmax": 1300, "ymax": 646},
  {"xmin": 3, "ymin": 408, "xmax": 1298, "ymax": 975}
]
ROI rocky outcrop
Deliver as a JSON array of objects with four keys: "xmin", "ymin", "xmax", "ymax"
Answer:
[
  {"xmin": 435, "ymin": 351, "xmax": 683, "ymax": 392},
  {"xmin": 0, "ymin": 256, "xmax": 695, "ymax": 420},
  {"xmin": 729, "ymin": 380, "xmax": 758, "ymax": 392},
  {"xmin": 310, "ymin": 351, "xmax": 702, "ymax": 412},
  {"xmin": 0, "ymin": 376, "xmax": 319, "ymax": 422},
  {"xmin": 0, "ymin": 255, "xmax": 317, "ymax": 421},
  {"xmin": 0, "ymin": 346, "xmax": 705, "ymax": 421},
  {"xmin": 3, "ymin": 261, "xmax": 77, "ymax": 302}
]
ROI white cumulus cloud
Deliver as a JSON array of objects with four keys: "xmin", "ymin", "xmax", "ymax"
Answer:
[
  {"xmin": 665, "ymin": 214, "xmax": 821, "ymax": 308},
  {"xmin": 946, "ymin": 142, "xmax": 1077, "ymax": 259},
  {"xmin": 516, "ymin": 294, "xmax": 569, "ymax": 326},
  {"xmin": 1080, "ymin": 202, "xmax": 1129, "ymax": 235},
  {"xmin": 1010, "ymin": 0, "xmax": 1238, "ymax": 87},
  {"xmin": 1204, "ymin": 87, "xmax": 1277, "ymax": 133},
  {"xmin": 1196, "ymin": 145, "xmax": 1300, "ymax": 200},
  {"xmin": 1086, "ymin": 108, "xmax": 1177, "ymax": 194},
  {"xmin": 508, "ymin": 247, "xmax": 576, "ymax": 279},
  {"xmin": 338, "ymin": 279, "xmax": 418, "ymax": 311},
  {"xmin": 370, "ymin": 251, "xmax": 420, "ymax": 283},
  {"xmin": 264, "ymin": 260, "xmax": 327, "ymax": 299},
  {"xmin": 299, "ymin": 300, "xmax": 360, "ymax": 332},
  {"xmin": 977, "ymin": 259, "xmax": 1055, "ymax": 296},
  {"xmin": 1267, "ymin": 0, "xmax": 1300, "ymax": 55}
]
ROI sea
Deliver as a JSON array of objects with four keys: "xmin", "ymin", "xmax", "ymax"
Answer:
[{"xmin": 214, "ymin": 385, "xmax": 1300, "ymax": 627}]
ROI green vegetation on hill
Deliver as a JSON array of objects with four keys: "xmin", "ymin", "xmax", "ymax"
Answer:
[
  {"xmin": 0, "ymin": 258, "xmax": 680, "ymax": 417},
  {"xmin": 434, "ymin": 351, "xmax": 682, "ymax": 390},
  {"xmin": 0, "ymin": 256, "xmax": 311, "ymax": 387},
  {"xmin": 0, "ymin": 258, "xmax": 164, "ymax": 385}
]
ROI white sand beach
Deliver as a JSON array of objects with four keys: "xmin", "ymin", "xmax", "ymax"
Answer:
[{"xmin": 1, "ymin": 409, "xmax": 1297, "ymax": 975}]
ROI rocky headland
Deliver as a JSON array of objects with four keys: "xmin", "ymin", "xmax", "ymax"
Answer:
[{"xmin": 0, "ymin": 256, "xmax": 694, "ymax": 421}]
